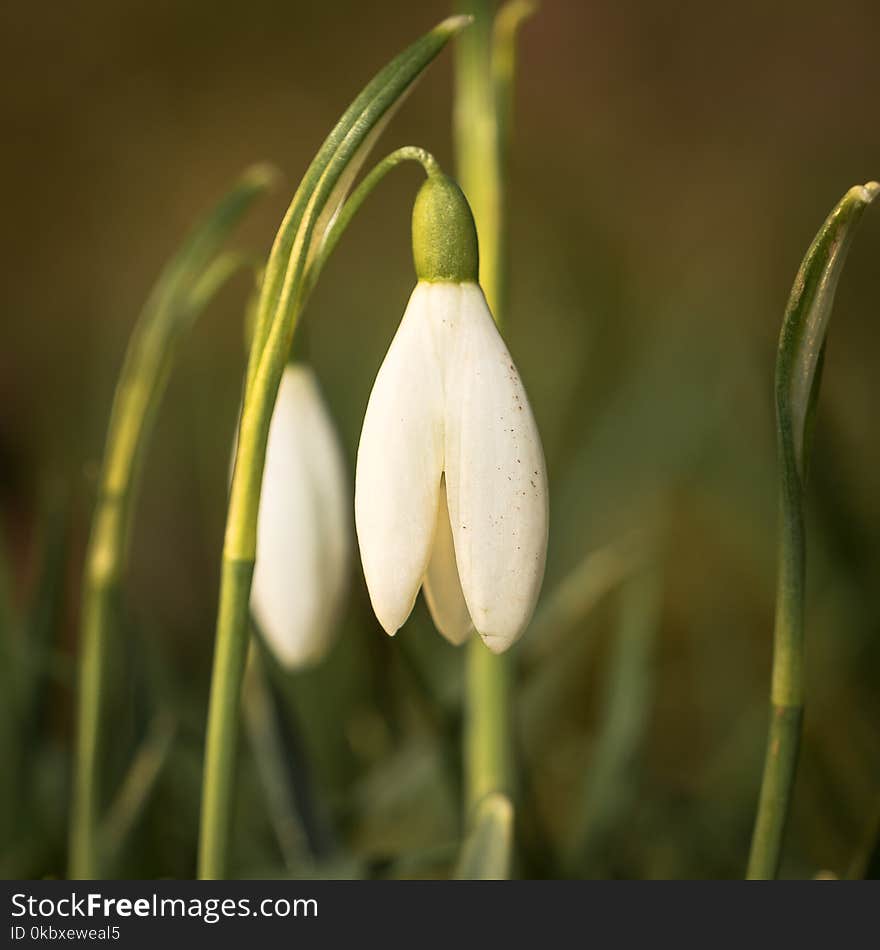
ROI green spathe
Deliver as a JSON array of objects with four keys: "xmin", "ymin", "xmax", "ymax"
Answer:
[{"xmin": 412, "ymin": 174, "xmax": 479, "ymax": 283}]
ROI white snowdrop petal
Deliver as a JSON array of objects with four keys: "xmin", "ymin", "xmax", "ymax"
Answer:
[
  {"xmin": 292, "ymin": 366, "xmax": 352, "ymax": 648},
  {"xmin": 355, "ymin": 283, "xmax": 445, "ymax": 636},
  {"xmin": 422, "ymin": 476, "xmax": 474, "ymax": 645},
  {"xmin": 252, "ymin": 365, "xmax": 348, "ymax": 669},
  {"xmin": 444, "ymin": 284, "xmax": 549, "ymax": 653}
]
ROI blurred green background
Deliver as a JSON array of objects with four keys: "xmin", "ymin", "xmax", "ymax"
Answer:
[{"xmin": 1, "ymin": 0, "xmax": 879, "ymax": 879}]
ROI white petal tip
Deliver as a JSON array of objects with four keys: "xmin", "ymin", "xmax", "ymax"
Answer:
[
  {"xmin": 478, "ymin": 631, "xmax": 516, "ymax": 655},
  {"xmin": 275, "ymin": 648, "xmax": 329, "ymax": 672},
  {"xmin": 257, "ymin": 621, "xmax": 337, "ymax": 672}
]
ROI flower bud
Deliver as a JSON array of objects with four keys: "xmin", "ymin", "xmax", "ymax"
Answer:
[
  {"xmin": 250, "ymin": 364, "xmax": 351, "ymax": 668},
  {"xmin": 355, "ymin": 179, "xmax": 547, "ymax": 653},
  {"xmin": 411, "ymin": 173, "xmax": 479, "ymax": 284}
]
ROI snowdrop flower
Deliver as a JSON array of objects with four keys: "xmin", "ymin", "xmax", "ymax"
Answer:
[
  {"xmin": 355, "ymin": 174, "xmax": 548, "ymax": 654},
  {"xmin": 250, "ymin": 363, "xmax": 351, "ymax": 669}
]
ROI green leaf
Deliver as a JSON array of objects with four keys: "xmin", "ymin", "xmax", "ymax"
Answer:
[
  {"xmin": 71, "ymin": 166, "xmax": 273, "ymax": 880},
  {"xmin": 201, "ymin": 17, "xmax": 469, "ymax": 880},
  {"xmin": 525, "ymin": 531, "xmax": 644, "ymax": 660},
  {"xmin": 566, "ymin": 563, "xmax": 662, "ymax": 874},
  {"xmin": 454, "ymin": 793, "xmax": 514, "ymax": 880},
  {"xmin": 776, "ymin": 181, "xmax": 879, "ymax": 480},
  {"xmin": 99, "ymin": 711, "xmax": 178, "ymax": 874},
  {"xmin": 747, "ymin": 181, "xmax": 878, "ymax": 879}
]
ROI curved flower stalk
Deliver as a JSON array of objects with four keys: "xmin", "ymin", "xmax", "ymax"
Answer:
[
  {"xmin": 250, "ymin": 363, "xmax": 351, "ymax": 669},
  {"xmin": 747, "ymin": 181, "xmax": 878, "ymax": 880},
  {"xmin": 355, "ymin": 173, "xmax": 549, "ymax": 654}
]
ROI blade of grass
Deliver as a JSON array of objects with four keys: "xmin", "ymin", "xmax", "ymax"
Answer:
[
  {"xmin": 243, "ymin": 648, "xmax": 307, "ymax": 872},
  {"xmin": 99, "ymin": 711, "xmax": 178, "ymax": 874},
  {"xmin": 242, "ymin": 642, "xmax": 336, "ymax": 870},
  {"xmin": 565, "ymin": 562, "xmax": 662, "ymax": 875},
  {"xmin": 525, "ymin": 531, "xmax": 644, "ymax": 660}
]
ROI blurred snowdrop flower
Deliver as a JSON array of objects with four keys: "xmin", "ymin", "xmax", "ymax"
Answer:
[
  {"xmin": 355, "ymin": 174, "xmax": 548, "ymax": 654},
  {"xmin": 250, "ymin": 363, "xmax": 351, "ymax": 669}
]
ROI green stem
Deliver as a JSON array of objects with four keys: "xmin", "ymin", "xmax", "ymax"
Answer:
[
  {"xmin": 747, "ymin": 405, "xmax": 806, "ymax": 880},
  {"xmin": 197, "ymin": 557, "xmax": 254, "ymax": 878},
  {"xmin": 747, "ymin": 705, "xmax": 803, "ymax": 879},
  {"xmin": 455, "ymin": 0, "xmax": 532, "ymax": 822},
  {"xmin": 456, "ymin": 0, "xmax": 510, "ymax": 818},
  {"xmin": 454, "ymin": 0, "xmax": 500, "ymax": 314},
  {"xmin": 465, "ymin": 643, "xmax": 513, "ymax": 812},
  {"xmin": 70, "ymin": 542, "xmax": 115, "ymax": 880},
  {"xmin": 746, "ymin": 425, "xmax": 806, "ymax": 880}
]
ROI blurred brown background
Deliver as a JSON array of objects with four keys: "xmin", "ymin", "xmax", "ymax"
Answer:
[{"xmin": 1, "ymin": 0, "xmax": 879, "ymax": 878}]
